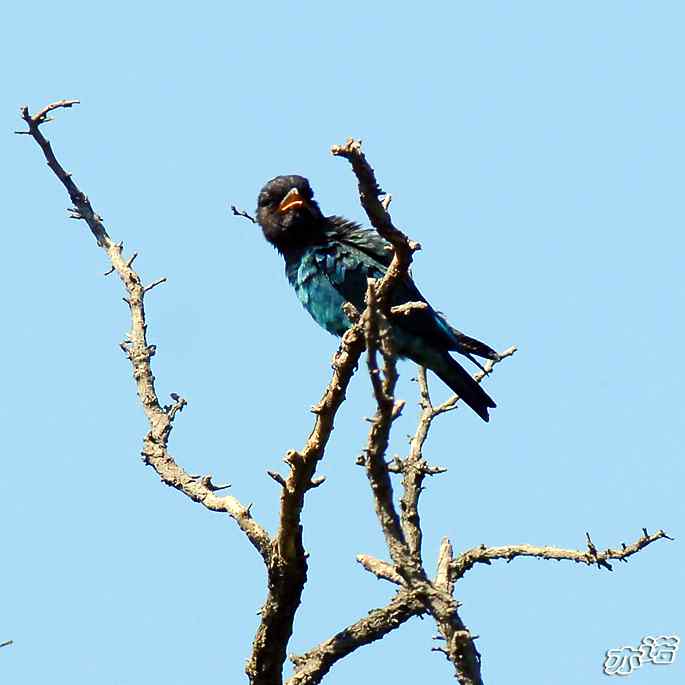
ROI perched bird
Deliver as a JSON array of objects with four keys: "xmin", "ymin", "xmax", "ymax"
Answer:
[{"xmin": 256, "ymin": 175, "xmax": 499, "ymax": 421}]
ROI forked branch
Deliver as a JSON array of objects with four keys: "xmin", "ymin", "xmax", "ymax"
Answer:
[{"xmin": 360, "ymin": 281, "xmax": 484, "ymax": 685}]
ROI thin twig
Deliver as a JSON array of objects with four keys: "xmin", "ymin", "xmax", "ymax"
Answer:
[
  {"xmin": 231, "ymin": 205, "xmax": 257, "ymax": 223},
  {"xmin": 433, "ymin": 346, "xmax": 517, "ymax": 415},
  {"xmin": 143, "ymin": 277, "xmax": 167, "ymax": 293}
]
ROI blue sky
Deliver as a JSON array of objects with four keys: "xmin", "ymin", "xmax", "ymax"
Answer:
[{"xmin": 1, "ymin": 2, "xmax": 683, "ymax": 683}]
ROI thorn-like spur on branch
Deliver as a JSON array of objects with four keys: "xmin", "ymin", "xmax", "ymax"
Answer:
[
  {"xmin": 196, "ymin": 474, "xmax": 231, "ymax": 492},
  {"xmin": 19, "ymin": 101, "xmax": 272, "ymax": 562},
  {"xmin": 166, "ymin": 394, "xmax": 187, "ymax": 421},
  {"xmin": 267, "ymin": 470, "xmax": 287, "ymax": 487},
  {"xmin": 309, "ymin": 475, "xmax": 326, "ymax": 489},
  {"xmin": 231, "ymin": 204, "xmax": 257, "ymax": 223},
  {"xmin": 0, "ymin": 640, "xmax": 13, "ymax": 649},
  {"xmin": 341, "ymin": 301, "xmax": 361, "ymax": 323},
  {"xmin": 451, "ymin": 529, "xmax": 671, "ymax": 580},
  {"xmin": 390, "ymin": 301, "xmax": 428, "ymax": 316},
  {"xmin": 435, "ymin": 538, "xmax": 455, "ymax": 594},
  {"xmin": 286, "ymin": 591, "xmax": 426, "ymax": 685},
  {"xmin": 143, "ymin": 277, "xmax": 167, "ymax": 293},
  {"xmin": 356, "ymin": 554, "xmax": 403, "ymax": 585}
]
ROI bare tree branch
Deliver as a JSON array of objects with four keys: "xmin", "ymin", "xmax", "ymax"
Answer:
[
  {"xmin": 331, "ymin": 138, "xmax": 419, "ymax": 301},
  {"xmin": 360, "ymin": 283, "xmax": 484, "ymax": 685},
  {"xmin": 328, "ymin": 139, "xmax": 488, "ymax": 684},
  {"xmin": 248, "ymin": 137, "xmax": 425, "ymax": 684},
  {"xmin": 22, "ymin": 109, "xmax": 669, "ymax": 685},
  {"xmin": 246, "ymin": 322, "xmax": 365, "ymax": 684},
  {"xmin": 398, "ymin": 347, "xmax": 517, "ymax": 558},
  {"xmin": 452, "ymin": 529, "xmax": 672, "ymax": 579},
  {"xmin": 332, "ymin": 352, "xmax": 514, "ymax": 685},
  {"xmin": 18, "ymin": 101, "xmax": 272, "ymax": 560},
  {"xmin": 361, "ymin": 283, "xmax": 410, "ymax": 564},
  {"xmin": 287, "ymin": 591, "xmax": 425, "ymax": 685}
]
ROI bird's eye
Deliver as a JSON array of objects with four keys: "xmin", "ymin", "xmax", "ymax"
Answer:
[{"xmin": 258, "ymin": 195, "xmax": 272, "ymax": 207}]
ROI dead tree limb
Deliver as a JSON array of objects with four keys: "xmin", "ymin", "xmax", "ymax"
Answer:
[
  {"xmin": 452, "ymin": 529, "xmax": 672, "ymax": 578},
  {"xmin": 21, "ymin": 106, "xmax": 670, "ymax": 685},
  {"xmin": 360, "ymin": 281, "xmax": 484, "ymax": 685},
  {"xmin": 246, "ymin": 321, "xmax": 366, "ymax": 685},
  {"xmin": 247, "ymin": 139, "xmax": 426, "ymax": 685},
  {"xmin": 287, "ymin": 591, "xmax": 425, "ymax": 685},
  {"xmin": 18, "ymin": 101, "xmax": 272, "ymax": 560}
]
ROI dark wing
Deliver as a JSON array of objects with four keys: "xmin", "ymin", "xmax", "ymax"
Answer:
[
  {"xmin": 325, "ymin": 217, "xmax": 394, "ymax": 266},
  {"xmin": 323, "ymin": 217, "xmax": 498, "ymax": 359},
  {"xmin": 321, "ymin": 220, "xmax": 460, "ymax": 351},
  {"xmin": 313, "ymin": 240, "xmax": 386, "ymax": 312}
]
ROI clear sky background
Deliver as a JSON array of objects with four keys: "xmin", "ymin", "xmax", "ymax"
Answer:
[{"xmin": 1, "ymin": 2, "xmax": 683, "ymax": 684}]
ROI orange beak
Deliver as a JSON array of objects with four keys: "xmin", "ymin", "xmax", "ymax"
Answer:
[{"xmin": 278, "ymin": 187, "xmax": 306, "ymax": 213}]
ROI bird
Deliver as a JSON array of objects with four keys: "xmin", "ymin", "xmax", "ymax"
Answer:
[{"xmin": 256, "ymin": 174, "xmax": 500, "ymax": 421}]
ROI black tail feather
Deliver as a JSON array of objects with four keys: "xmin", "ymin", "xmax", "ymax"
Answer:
[
  {"xmin": 432, "ymin": 353, "xmax": 496, "ymax": 422},
  {"xmin": 454, "ymin": 332, "xmax": 500, "ymax": 361}
]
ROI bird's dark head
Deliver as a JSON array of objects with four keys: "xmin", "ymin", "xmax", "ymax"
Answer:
[{"xmin": 256, "ymin": 175, "xmax": 325, "ymax": 251}]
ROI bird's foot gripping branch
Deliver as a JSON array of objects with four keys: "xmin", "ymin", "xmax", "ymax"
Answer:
[{"xmin": 20, "ymin": 103, "xmax": 671, "ymax": 685}]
